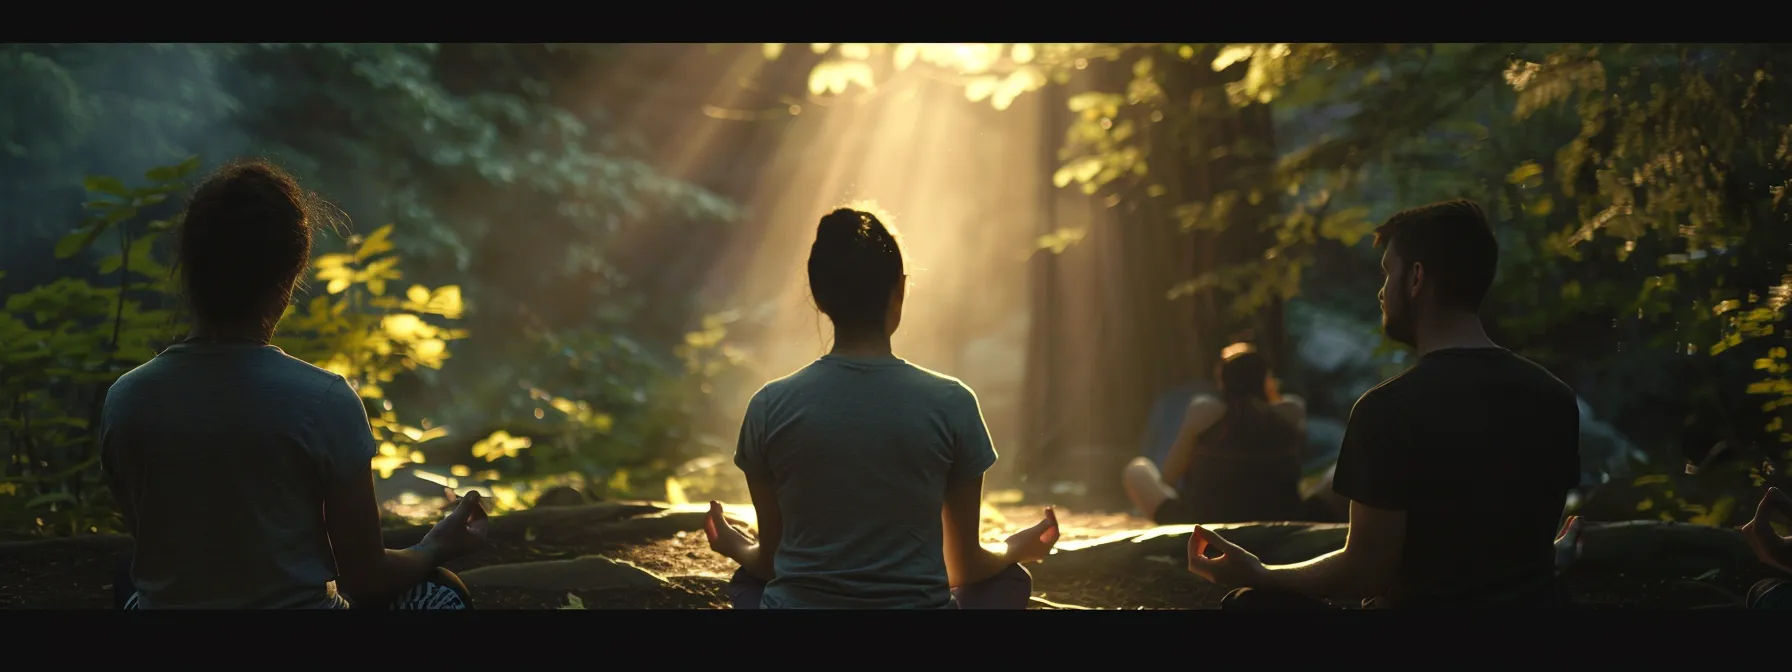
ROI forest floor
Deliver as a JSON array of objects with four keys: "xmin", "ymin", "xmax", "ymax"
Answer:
[{"xmin": 0, "ymin": 500, "xmax": 1774, "ymax": 609}]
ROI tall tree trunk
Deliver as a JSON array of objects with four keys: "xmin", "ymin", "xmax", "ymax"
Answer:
[{"xmin": 1016, "ymin": 53, "xmax": 1286, "ymax": 508}]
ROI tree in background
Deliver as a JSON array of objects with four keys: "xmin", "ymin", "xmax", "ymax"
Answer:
[{"xmin": 769, "ymin": 43, "xmax": 1792, "ymax": 520}]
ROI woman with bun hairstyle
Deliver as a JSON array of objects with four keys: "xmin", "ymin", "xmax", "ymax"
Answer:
[{"xmin": 705, "ymin": 207, "xmax": 1059, "ymax": 609}]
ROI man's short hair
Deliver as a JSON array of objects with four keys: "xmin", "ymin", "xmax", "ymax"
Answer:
[{"xmin": 1372, "ymin": 198, "xmax": 1499, "ymax": 310}]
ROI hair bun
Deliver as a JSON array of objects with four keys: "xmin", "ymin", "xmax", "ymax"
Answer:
[{"xmin": 817, "ymin": 208, "xmax": 871, "ymax": 242}]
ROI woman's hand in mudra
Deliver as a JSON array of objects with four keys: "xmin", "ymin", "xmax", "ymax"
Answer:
[
  {"xmin": 704, "ymin": 500, "xmax": 755, "ymax": 562},
  {"xmin": 1742, "ymin": 487, "xmax": 1792, "ymax": 574},
  {"xmin": 1003, "ymin": 507, "xmax": 1061, "ymax": 564}
]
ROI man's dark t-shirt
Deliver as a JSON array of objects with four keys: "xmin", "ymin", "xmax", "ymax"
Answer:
[{"xmin": 1332, "ymin": 347, "xmax": 1580, "ymax": 608}]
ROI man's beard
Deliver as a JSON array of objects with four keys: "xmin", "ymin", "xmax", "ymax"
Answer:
[{"xmin": 1382, "ymin": 299, "xmax": 1418, "ymax": 349}]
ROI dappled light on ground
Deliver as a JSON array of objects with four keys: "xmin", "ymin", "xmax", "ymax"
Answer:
[{"xmin": 4, "ymin": 501, "xmax": 1773, "ymax": 610}]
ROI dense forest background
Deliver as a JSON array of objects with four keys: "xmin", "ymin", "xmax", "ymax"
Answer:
[{"xmin": 3, "ymin": 43, "xmax": 1788, "ymax": 539}]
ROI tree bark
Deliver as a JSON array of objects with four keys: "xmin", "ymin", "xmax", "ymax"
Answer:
[{"xmin": 1015, "ymin": 53, "xmax": 1286, "ymax": 506}]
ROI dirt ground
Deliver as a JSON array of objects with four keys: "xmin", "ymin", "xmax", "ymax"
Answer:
[
  {"xmin": 1, "ymin": 503, "xmax": 1773, "ymax": 610},
  {"xmin": 0, "ymin": 505, "xmax": 1152, "ymax": 610}
]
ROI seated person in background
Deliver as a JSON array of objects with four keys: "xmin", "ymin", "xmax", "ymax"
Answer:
[
  {"xmin": 704, "ymin": 207, "xmax": 1058, "ymax": 609},
  {"xmin": 101, "ymin": 159, "xmax": 487, "ymax": 609},
  {"xmin": 1742, "ymin": 486, "xmax": 1792, "ymax": 609},
  {"xmin": 1122, "ymin": 343, "xmax": 1307, "ymax": 525},
  {"xmin": 1183, "ymin": 199, "xmax": 1582, "ymax": 609}
]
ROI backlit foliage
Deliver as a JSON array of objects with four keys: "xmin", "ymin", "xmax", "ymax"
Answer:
[
  {"xmin": 273, "ymin": 223, "xmax": 470, "ymax": 481},
  {"xmin": 764, "ymin": 42, "xmax": 1792, "ymax": 524},
  {"xmin": 760, "ymin": 42, "xmax": 1376, "ymax": 320},
  {"xmin": 0, "ymin": 158, "xmax": 195, "ymax": 537},
  {"xmin": 1500, "ymin": 46, "xmax": 1792, "ymax": 489}
]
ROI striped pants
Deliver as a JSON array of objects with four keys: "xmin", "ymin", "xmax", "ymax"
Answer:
[
  {"xmin": 1749, "ymin": 579, "xmax": 1791, "ymax": 610},
  {"xmin": 116, "ymin": 554, "xmax": 472, "ymax": 610}
]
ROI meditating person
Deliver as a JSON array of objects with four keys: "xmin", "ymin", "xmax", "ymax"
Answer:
[
  {"xmin": 1741, "ymin": 486, "xmax": 1792, "ymax": 609},
  {"xmin": 101, "ymin": 158, "xmax": 487, "ymax": 609},
  {"xmin": 1121, "ymin": 343, "xmax": 1307, "ymax": 525},
  {"xmin": 1184, "ymin": 199, "xmax": 1583, "ymax": 609},
  {"xmin": 703, "ymin": 207, "xmax": 1059, "ymax": 609}
]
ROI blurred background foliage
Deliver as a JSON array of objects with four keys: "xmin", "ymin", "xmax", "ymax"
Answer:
[{"xmin": 3, "ymin": 43, "xmax": 1789, "ymax": 538}]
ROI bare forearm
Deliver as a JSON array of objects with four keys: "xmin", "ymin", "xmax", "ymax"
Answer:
[
  {"xmin": 1258, "ymin": 549, "xmax": 1367, "ymax": 599},
  {"xmin": 383, "ymin": 541, "xmax": 443, "ymax": 584},
  {"xmin": 345, "ymin": 541, "xmax": 442, "ymax": 606},
  {"xmin": 948, "ymin": 546, "xmax": 1014, "ymax": 588},
  {"xmin": 733, "ymin": 544, "xmax": 776, "ymax": 582}
]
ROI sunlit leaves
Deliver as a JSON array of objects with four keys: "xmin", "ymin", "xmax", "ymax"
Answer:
[
  {"xmin": 354, "ymin": 224, "xmax": 394, "ymax": 261},
  {"xmin": 1210, "ymin": 43, "xmax": 1336, "ymax": 107},
  {"xmin": 1500, "ymin": 46, "xmax": 1792, "ymax": 454},
  {"xmin": 836, "ymin": 43, "xmax": 872, "ymax": 61},
  {"xmin": 892, "ymin": 44, "xmax": 921, "ymax": 72},
  {"xmin": 403, "ymin": 284, "xmax": 464, "ymax": 320},
  {"xmin": 1504, "ymin": 50, "xmax": 1606, "ymax": 121},
  {"xmin": 1174, "ymin": 192, "xmax": 1240, "ymax": 232},
  {"xmin": 965, "ymin": 67, "xmax": 1047, "ymax": 111},
  {"xmin": 807, "ymin": 60, "xmax": 874, "ymax": 96},
  {"xmin": 472, "ymin": 430, "xmax": 533, "ymax": 462},
  {"xmin": 1318, "ymin": 206, "xmax": 1375, "ymax": 247},
  {"xmin": 315, "ymin": 254, "xmax": 355, "ymax": 294},
  {"xmin": 1035, "ymin": 227, "xmax": 1087, "ymax": 255},
  {"xmin": 777, "ymin": 43, "xmax": 1075, "ymax": 111},
  {"xmin": 1068, "ymin": 92, "xmax": 1124, "ymax": 117},
  {"xmin": 1507, "ymin": 161, "xmax": 1545, "ymax": 188},
  {"xmin": 268, "ymin": 222, "xmax": 471, "ymax": 480},
  {"xmin": 1055, "ymin": 91, "xmax": 1143, "ymax": 194},
  {"xmin": 674, "ymin": 310, "xmax": 748, "ymax": 381},
  {"xmin": 313, "ymin": 226, "xmax": 406, "ymax": 296},
  {"xmin": 1211, "ymin": 45, "xmax": 1257, "ymax": 72},
  {"xmin": 372, "ymin": 442, "xmax": 408, "ymax": 479}
]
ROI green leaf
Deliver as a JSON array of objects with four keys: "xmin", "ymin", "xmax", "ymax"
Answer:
[
  {"xmin": 146, "ymin": 155, "xmax": 203, "ymax": 183},
  {"xmin": 145, "ymin": 165, "xmax": 181, "ymax": 182},
  {"xmin": 84, "ymin": 175, "xmax": 130, "ymax": 196},
  {"xmin": 1505, "ymin": 161, "xmax": 1544, "ymax": 188},
  {"xmin": 103, "ymin": 206, "xmax": 140, "ymax": 225},
  {"xmin": 355, "ymin": 224, "xmax": 396, "ymax": 262},
  {"xmin": 25, "ymin": 492, "xmax": 78, "ymax": 508},
  {"xmin": 53, "ymin": 222, "xmax": 106, "ymax": 259}
]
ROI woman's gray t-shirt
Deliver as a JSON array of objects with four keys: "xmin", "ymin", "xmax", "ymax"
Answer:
[
  {"xmin": 733, "ymin": 354, "xmax": 998, "ymax": 609},
  {"xmin": 100, "ymin": 341, "xmax": 375, "ymax": 609}
]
